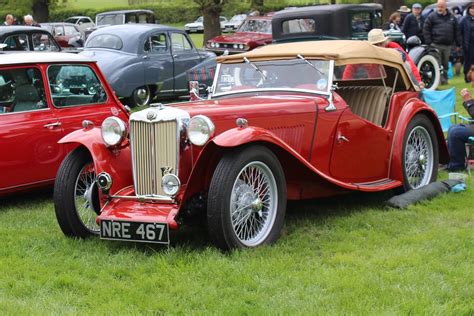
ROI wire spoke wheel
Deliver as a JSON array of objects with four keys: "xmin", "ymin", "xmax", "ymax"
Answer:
[
  {"xmin": 404, "ymin": 125, "xmax": 434, "ymax": 189},
  {"xmin": 230, "ymin": 162, "xmax": 277, "ymax": 247},
  {"xmin": 74, "ymin": 163, "xmax": 100, "ymax": 233}
]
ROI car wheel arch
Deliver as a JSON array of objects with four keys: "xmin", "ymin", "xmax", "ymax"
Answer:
[{"xmin": 389, "ymin": 108, "xmax": 448, "ymax": 182}]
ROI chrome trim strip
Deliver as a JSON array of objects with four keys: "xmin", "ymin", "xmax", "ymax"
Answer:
[{"xmin": 110, "ymin": 194, "xmax": 174, "ymax": 203}]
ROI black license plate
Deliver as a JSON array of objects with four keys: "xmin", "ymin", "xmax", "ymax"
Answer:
[{"xmin": 100, "ymin": 220, "xmax": 169, "ymax": 244}]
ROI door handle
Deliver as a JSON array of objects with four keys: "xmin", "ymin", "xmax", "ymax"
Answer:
[
  {"xmin": 44, "ymin": 122, "xmax": 61, "ymax": 129},
  {"xmin": 337, "ymin": 134, "xmax": 349, "ymax": 143}
]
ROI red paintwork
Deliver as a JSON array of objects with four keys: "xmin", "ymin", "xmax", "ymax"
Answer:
[
  {"xmin": 98, "ymin": 187, "xmax": 179, "ymax": 230},
  {"xmin": 63, "ymin": 86, "xmax": 447, "ymax": 229},
  {"xmin": 207, "ymin": 17, "xmax": 273, "ymax": 53},
  {"xmin": 0, "ymin": 61, "xmax": 128, "ymax": 196}
]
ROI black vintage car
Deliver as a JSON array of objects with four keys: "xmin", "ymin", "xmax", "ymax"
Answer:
[
  {"xmin": 272, "ymin": 4, "xmax": 383, "ymax": 43},
  {"xmin": 272, "ymin": 4, "xmax": 441, "ymax": 90},
  {"xmin": 0, "ymin": 26, "xmax": 61, "ymax": 52}
]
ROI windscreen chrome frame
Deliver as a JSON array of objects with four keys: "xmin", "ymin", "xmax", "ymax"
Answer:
[{"xmin": 210, "ymin": 59, "xmax": 334, "ymax": 98}]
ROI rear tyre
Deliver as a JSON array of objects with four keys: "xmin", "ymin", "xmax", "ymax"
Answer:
[
  {"xmin": 207, "ymin": 146, "xmax": 287, "ymax": 251},
  {"xmin": 417, "ymin": 54, "xmax": 440, "ymax": 90},
  {"xmin": 54, "ymin": 147, "xmax": 101, "ymax": 238},
  {"xmin": 402, "ymin": 115, "xmax": 439, "ymax": 191},
  {"xmin": 128, "ymin": 86, "xmax": 151, "ymax": 107}
]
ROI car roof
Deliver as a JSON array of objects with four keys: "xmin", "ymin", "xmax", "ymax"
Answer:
[
  {"xmin": 0, "ymin": 25, "xmax": 51, "ymax": 36},
  {"xmin": 96, "ymin": 9, "xmax": 154, "ymax": 15},
  {"xmin": 0, "ymin": 52, "xmax": 94, "ymax": 65},
  {"xmin": 274, "ymin": 3, "xmax": 382, "ymax": 18},
  {"xmin": 41, "ymin": 22, "xmax": 77, "ymax": 27},
  {"xmin": 67, "ymin": 16, "xmax": 91, "ymax": 19}
]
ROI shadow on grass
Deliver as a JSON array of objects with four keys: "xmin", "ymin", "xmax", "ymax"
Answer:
[{"xmin": 0, "ymin": 188, "xmax": 53, "ymax": 212}]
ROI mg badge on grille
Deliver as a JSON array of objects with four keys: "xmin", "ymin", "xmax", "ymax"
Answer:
[{"xmin": 147, "ymin": 111, "xmax": 157, "ymax": 121}]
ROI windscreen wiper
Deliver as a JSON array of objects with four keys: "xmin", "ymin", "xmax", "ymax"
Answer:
[
  {"xmin": 244, "ymin": 57, "xmax": 266, "ymax": 81},
  {"xmin": 297, "ymin": 54, "xmax": 323, "ymax": 76}
]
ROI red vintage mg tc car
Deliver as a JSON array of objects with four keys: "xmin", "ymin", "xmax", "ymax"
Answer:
[{"xmin": 54, "ymin": 41, "xmax": 448, "ymax": 250}]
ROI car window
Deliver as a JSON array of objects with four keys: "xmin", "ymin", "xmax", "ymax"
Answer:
[
  {"xmin": 0, "ymin": 68, "xmax": 47, "ymax": 114},
  {"xmin": 171, "ymin": 33, "xmax": 192, "ymax": 52},
  {"xmin": 138, "ymin": 14, "xmax": 148, "ymax": 23},
  {"xmin": 238, "ymin": 19, "xmax": 272, "ymax": 34},
  {"xmin": 281, "ymin": 18, "xmax": 315, "ymax": 34},
  {"xmin": 86, "ymin": 34, "xmax": 123, "ymax": 50},
  {"xmin": 65, "ymin": 25, "xmax": 78, "ymax": 36},
  {"xmin": 47, "ymin": 65, "xmax": 107, "ymax": 107},
  {"xmin": 144, "ymin": 33, "xmax": 168, "ymax": 53},
  {"xmin": 3, "ymin": 34, "xmax": 29, "ymax": 51},
  {"xmin": 54, "ymin": 26, "xmax": 64, "ymax": 36},
  {"xmin": 97, "ymin": 14, "xmax": 124, "ymax": 26},
  {"xmin": 351, "ymin": 11, "xmax": 371, "ymax": 34},
  {"xmin": 127, "ymin": 14, "xmax": 138, "ymax": 24},
  {"xmin": 65, "ymin": 18, "xmax": 79, "ymax": 24},
  {"xmin": 32, "ymin": 33, "xmax": 60, "ymax": 51},
  {"xmin": 220, "ymin": 17, "xmax": 227, "ymax": 22}
]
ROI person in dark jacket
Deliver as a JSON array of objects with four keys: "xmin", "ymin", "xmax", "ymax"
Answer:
[
  {"xmin": 383, "ymin": 12, "xmax": 402, "ymax": 31},
  {"xmin": 447, "ymin": 66, "xmax": 474, "ymax": 171},
  {"xmin": 423, "ymin": 0, "xmax": 461, "ymax": 84},
  {"xmin": 401, "ymin": 3, "xmax": 425, "ymax": 41},
  {"xmin": 459, "ymin": 2, "xmax": 474, "ymax": 83}
]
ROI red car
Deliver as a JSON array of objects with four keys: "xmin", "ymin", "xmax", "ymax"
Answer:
[
  {"xmin": 206, "ymin": 15, "xmax": 273, "ymax": 54},
  {"xmin": 54, "ymin": 41, "xmax": 448, "ymax": 250},
  {"xmin": 41, "ymin": 23, "xmax": 84, "ymax": 48},
  {"xmin": 0, "ymin": 53, "xmax": 128, "ymax": 196}
]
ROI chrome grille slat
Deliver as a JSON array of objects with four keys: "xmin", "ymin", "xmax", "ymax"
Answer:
[{"xmin": 130, "ymin": 120, "xmax": 178, "ymax": 196}]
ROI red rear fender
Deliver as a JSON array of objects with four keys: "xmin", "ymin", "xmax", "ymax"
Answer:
[
  {"xmin": 390, "ymin": 100, "xmax": 449, "ymax": 181},
  {"xmin": 58, "ymin": 127, "xmax": 133, "ymax": 195}
]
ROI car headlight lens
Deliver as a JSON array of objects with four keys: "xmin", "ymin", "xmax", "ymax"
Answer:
[
  {"xmin": 162, "ymin": 173, "xmax": 180, "ymax": 196},
  {"xmin": 233, "ymin": 44, "xmax": 238, "ymax": 49},
  {"xmin": 216, "ymin": 43, "xmax": 220, "ymax": 48},
  {"xmin": 187, "ymin": 115, "xmax": 215, "ymax": 146},
  {"xmin": 239, "ymin": 44, "xmax": 244, "ymax": 49},
  {"xmin": 101, "ymin": 116, "xmax": 127, "ymax": 147}
]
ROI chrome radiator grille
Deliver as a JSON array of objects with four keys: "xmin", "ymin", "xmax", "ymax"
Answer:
[{"xmin": 130, "ymin": 120, "xmax": 178, "ymax": 196}]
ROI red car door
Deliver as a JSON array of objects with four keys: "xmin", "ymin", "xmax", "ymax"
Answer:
[
  {"xmin": 329, "ymin": 106, "xmax": 391, "ymax": 183},
  {"xmin": 46, "ymin": 63, "xmax": 128, "ymax": 141},
  {"xmin": 0, "ymin": 66, "xmax": 66, "ymax": 191}
]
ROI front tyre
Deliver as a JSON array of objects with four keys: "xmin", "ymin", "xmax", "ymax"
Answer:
[
  {"xmin": 417, "ymin": 54, "xmax": 441, "ymax": 90},
  {"xmin": 127, "ymin": 86, "xmax": 151, "ymax": 107},
  {"xmin": 207, "ymin": 145, "xmax": 287, "ymax": 251},
  {"xmin": 402, "ymin": 115, "xmax": 439, "ymax": 191},
  {"xmin": 54, "ymin": 147, "xmax": 101, "ymax": 238}
]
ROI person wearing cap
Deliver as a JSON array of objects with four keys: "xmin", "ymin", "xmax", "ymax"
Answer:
[
  {"xmin": 423, "ymin": 0, "xmax": 461, "ymax": 85},
  {"xmin": 397, "ymin": 5, "xmax": 411, "ymax": 25},
  {"xmin": 342, "ymin": 29, "xmax": 424, "ymax": 88},
  {"xmin": 401, "ymin": 3, "xmax": 425, "ymax": 41}
]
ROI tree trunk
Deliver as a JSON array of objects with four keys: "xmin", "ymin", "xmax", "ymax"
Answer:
[
  {"xmin": 32, "ymin": 0, "xmax": 49, "ymax": 23},
  {"xmin": 202, "ymin": 7, "xmax": 222, "ymax": 45},
  {"xmin": 375, "ymin": 0, "xmax": 404, "ymax": 21},
  {"xmin": 251, "ymin": 0, "xmax": 264, "ymax": 11}
]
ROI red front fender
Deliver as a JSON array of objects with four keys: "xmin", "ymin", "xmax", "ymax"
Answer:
[
  {"xmin": 58, "ymin": 127, "xmax": 133, "ymax": 195},
  {"xmin": 390, "ymin": 99, "xmax": 449, "ymax": 181}
]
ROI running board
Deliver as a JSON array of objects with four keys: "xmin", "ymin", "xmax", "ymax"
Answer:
[{"xmin": 352, "ymin": 178, "xmax": 402, "ymax": 192}]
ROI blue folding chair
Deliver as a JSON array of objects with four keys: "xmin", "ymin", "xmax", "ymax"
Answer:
[{"xmin": 421, "ymin": 87, "xmax": 457, "ymax": 133}]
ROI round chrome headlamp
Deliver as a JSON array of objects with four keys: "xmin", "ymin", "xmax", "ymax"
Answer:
[
  {"xmin": 187, "ymin": 115, "xmax": 215, "ymax": 146},
  {"xmin": 101, "ymin": 116, "xmax": 127, "ymax": 147},
  {"xmin": 162, "ymin": 173, "xmax": 180, "ymax": 196},
  {"xmin": 239, "ymin": 44, "xmax": 244, "ymax": 49},
  {"xmin": 233, "ymin": 44, "xmax": 238, "ymax": 49},
  {"xmin": 215, "ymin": 43, "xmax": 220, "ymax": 48}
]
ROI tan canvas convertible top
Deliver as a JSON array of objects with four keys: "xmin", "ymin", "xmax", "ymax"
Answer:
[{"xmin": 217, "ymin": 40, "xmax": 416, "ymax": 89}]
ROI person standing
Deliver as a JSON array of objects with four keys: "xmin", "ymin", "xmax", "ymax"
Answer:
[
  {"xmin": 397, "ymin": 5, "xmax": 411, "ymax": 25},
  {"xmin": 23, "ymin": 14, "xmax": 40, "ymax": 27},
  {"xmin": 383, "ymin": 12, "xmax": 402, "ymax": 31},
  {"xmin": 423, "ymin": 0, "xmax": 461, "ymax": 85},
  {"xmin": 401, "ymin": 3, "xmax": 425, "ymax": 41},
  {"xmin": 3, "ymin": 14, "xmax": 14, "ymax": 26},
  {"xmin": 460, "ymin": 2, "xmax": 474, "ymax": 83}
]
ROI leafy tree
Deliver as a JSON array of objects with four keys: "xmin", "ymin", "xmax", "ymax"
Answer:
[
  {"xmin": 6, "ymin": 0, "xmax": 52, "ymax": 23},
  {"xmin": 374, "ymin": 0, "xmax": 404, "ymax": 20},
  {"xmin": 194, "ymin": 0, "xmax": 228, "ymax": 45}
]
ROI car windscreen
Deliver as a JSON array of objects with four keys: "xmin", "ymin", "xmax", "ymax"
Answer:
[
  {"xmin": 214, "ymin": 59, "xmax": 331, "ymax": 95},
  {"xmin": 230, "ymin": 15, "xmax": 246, "ymax": 22},
  {"xmin": 65, "ymin": 18, "xmax": 79, "ymax": 24},
  {"xmin": 86, "ymin": 34, "xmax": 123, "ymax": 50},
  {"xmin": 237, "ymin": 19, "xmax": 272, "ymax": 33},
  {"xmin": 96, "ymin": 14, "xmax": 124, "ymax": 26}
]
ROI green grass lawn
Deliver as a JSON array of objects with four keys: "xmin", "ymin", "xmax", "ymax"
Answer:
[{"xmin": 0, "ymin": 69, "xmax": 473, "ymax": 314}]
